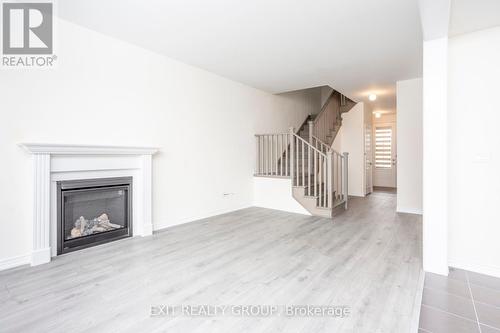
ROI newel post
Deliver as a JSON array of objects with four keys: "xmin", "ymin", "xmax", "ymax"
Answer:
[
  {"xmin": 308, "ymin": 120, "xmax": 314, "ymax": 145},
  {"xmin": 343, "ymin": 152, "xmax": 349, "ymax": 209},
  {"xmin": 255, "ymin": 135, "xmax": 259, "ymax": 175},
  {"xmin": 326, "ymin": 150, "xmax": 333, "ymax": 211},
  {"xmin": 289, "ymin": 127, "xmax": 295, "ymax": 185}
]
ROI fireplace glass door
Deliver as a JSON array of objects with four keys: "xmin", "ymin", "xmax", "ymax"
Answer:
[{"xmin": 57, "ymin": 177, "xmax": 132, "ymax": 254}]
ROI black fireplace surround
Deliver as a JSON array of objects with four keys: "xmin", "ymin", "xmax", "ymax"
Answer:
[{"xmin": 57, "ymin": 177, "xmax": 132, "ymax": 254}]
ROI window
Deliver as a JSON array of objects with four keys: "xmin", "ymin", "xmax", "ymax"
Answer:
[{"xmin": 375, "ymin": 126, "xmax": 392, "ymax": 169}]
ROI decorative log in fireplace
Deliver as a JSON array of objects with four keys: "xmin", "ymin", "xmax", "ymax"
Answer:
[{"xmin": 57, "ymin": 177, "xmax": 132, "ymax": 254}]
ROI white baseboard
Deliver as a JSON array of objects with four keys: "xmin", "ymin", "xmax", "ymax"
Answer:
[
  {"xmin": 153, "ymin": 204, "xmax": 253, "ymax": 232},
  {"xmin": 411, "ymin": 269, "xmax": 425, "ymax": 333},
  {"xmin": 397, "ymin": 206, "xmax": 423, "ymax": 215},
  {"xmin": 253, "ymin": 205, "xmax": 311, "ymax": 216},
  {"xmin": 0, "ymin": 254, "xmax": 30, "ymax": 271},
  {"xmin": 142, "ymin": 223, "xmax": 153, "ymax": 237},
  {"xmin": 448, "ymin": 259, "xmax": 500, "ymax": 278},
  {"xmin": 31, "ymin": 247, "xmax": 51, "ymax": 266}
]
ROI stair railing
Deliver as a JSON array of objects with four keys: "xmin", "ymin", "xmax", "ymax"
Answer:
[
  {"xmin": 312, "ymin": 90, "xmax": 341, "ymax": 145},
  {"xmin": 308, "ymin": 121, "xmax": 331, "ymax": 155},
  {"xmin": 290, "ymin": 129, "xmax": 330, "ymax": 207},
  {"xmin": 254, "ymin": 126, "xmax": 349, "ymax": 212},
  {"xmin": 333, "ymin": 150, "xmax": 349, "ymax": 209},
  {"xmin": 254, "ymin": 133, "xmax": 290, "ymax": 177},
  {"xmin": 310, "ymin": 132, "xmax": 348, "ymax": 208}
]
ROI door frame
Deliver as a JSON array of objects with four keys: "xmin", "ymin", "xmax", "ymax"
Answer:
[
  {"xmin": 372, "ymin": 121, "xmax": 397, "ymax": 188},
  {"xmin": 364, "ymin": 122, "xmax": 373, "ymax": 195}
]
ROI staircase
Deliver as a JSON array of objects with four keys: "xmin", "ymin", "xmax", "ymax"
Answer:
[{"xmin": 254, "ymin": 89, "xmax": 356, "ymax": 218}]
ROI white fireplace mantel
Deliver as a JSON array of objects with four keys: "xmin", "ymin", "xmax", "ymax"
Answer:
[
  {"xmin": 19, "ymin": 143, "xmax": 159, "ymax": 266},
  {"xmin": 20, "ymin": 143, "xmax": 159, "ymax": 155}
]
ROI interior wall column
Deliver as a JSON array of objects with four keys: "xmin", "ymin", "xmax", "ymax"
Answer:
[{"xmin": 422, "ymin": 37, "xmax": 449, "ymax": 276}]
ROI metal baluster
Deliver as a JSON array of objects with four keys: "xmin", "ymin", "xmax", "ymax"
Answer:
[
  {"xmin": 262, "ymin": 136, "xmax": 265, "ymax": 175},
  {"xmin": 314, "ymin": 150, "xmax": 317, "ymax": 197},
  {"xmin": 264, "ymin": 136, "xmax": 267, "ymax": 175},
  {"xmin": 268, "ymin": 135, "xmax": 272, "ymax": 175},
  {"xmin": 327, "ymin": 151, "xmax": 333, "ymax": 209},
  {"xmin": 276, "ymin": 135, "xmax": 279, "ymax": 175},
  {"xmin": 343, "ymin": 152, "xmax": 349, "ymax": 209},
  {"xmin": 323, "ymin": 155, "xmax": 327, "ymax": 207},
  {"xmin": 319, "ymin": 155, "xmax": 322, "ymax": 206},
  {"xmin": 271, "ymin": 134, "xmax": 276, "ymax": 175},
  {"xmin": 280, "ymin": 134, "xmax": 283, "ymax": 176},
  {"xmin": 263, "ymin": 136, "xmax": 266, "ymax": 175},
  {"xmin": 338, "ymin": 154, "xmax": 341, "ymax": 199},
  {"xmin": 301, "ymin": 139, "xmax": 305, "ymax": 187},
  {"xmin": 274, "ymin": 135, "xmax": 278, "ymax": 175},
  {"xmin": 285, "ymin": 134, "xmax": 288, "ymax": 176},
  {"xmin": 256, "ymin": 136, "xmax": 259, "ymax": 174},
  {"xmin": 271, "ymin": 135, "xmax": 275, "ymax": 175},
  {"xmin": 296, "ymin": 135, "xmax": 299, "ymax": 185},
  {"xmin": 307, "ymin": 144, "xmax": 311, "ymax": 195},
  {"xmin": 288, "ymin": 127, "xmax": 295, "ymax": 186}
]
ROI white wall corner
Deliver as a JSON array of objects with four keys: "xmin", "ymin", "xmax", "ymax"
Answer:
[
  {"xmin": 339, "ymin": 102, "xmax": 366, "ymax": 197},
  {"xmin": 418, "ymin": 0, "xmax": 451, "ymax": 40},
  {"xmin": 447, "ymin": 27, "xmax": 500, "ymax": 279},
  {"xmin": 422, "ymin": 38, "xmax": 449, "ymax": 276},
  {"xmin": 396, "ymin": 78, "xmax": 423, "ymax": 216}
]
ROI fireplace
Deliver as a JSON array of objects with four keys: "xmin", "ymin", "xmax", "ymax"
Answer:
[{"xmin": 57, "ymin": 177, "xmax": 132, "ymax": 254}]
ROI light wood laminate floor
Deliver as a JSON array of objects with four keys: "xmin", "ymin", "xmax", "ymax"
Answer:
[{"xmin": 0, "ymin": 191, "xmax": 422, "ymax": 332}]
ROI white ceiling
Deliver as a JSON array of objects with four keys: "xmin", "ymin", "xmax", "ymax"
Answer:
[
  {"xmin": 449, "ymin": 0, "xmax": 500, "ymax": 37},
  {"xmin": 58, "ymin": 0, "xmax": 424, "ymax": 112}
]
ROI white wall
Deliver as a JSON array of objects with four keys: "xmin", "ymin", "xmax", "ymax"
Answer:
[
  {"xmin": 422, "ymin": 37, "xmax": 449, "ymax": 276},
  {"xmin": 363, "ymin": 104, "xmax": 373, "ymax": 131},
  {"xmin": 0, "ymin": 19, "xmax": 321, "ymax": 267},
  {"xmin": 331, "ymin": 127, "xmax": 343, "ymax": 153},
  {"xmin": 332, "ymin": 103, "xmax": 366, "ymax": 197},
  {"xmin": 270, "ymin": 87, "xmax": 323, "ymax": 133},
  {"xmin": 373, "ymin": 113, "xmax": 397, "ymax": 124},
  {"xmin": 253, "ymin": 177, "xmax": 311, "ymax": 215},
  {"xmin": 448, "ymin": 27, "xmax": 500, "ymax": 277},
  {"xmin": 397, "ymin": 78, "xmax": 423, "ymax": 214}
]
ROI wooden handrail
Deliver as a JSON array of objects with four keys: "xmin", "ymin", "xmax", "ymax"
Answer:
[
  {"xmin": 311, "ymin": 135, "xmax": 330, "ymax": 154},
  {"xmin": 255, "ymin": 133, "xmax": 288, "ymax": 136},
  {"xmin": 292, "ymin": 133, "xmax": 327, "ymax": 158}
]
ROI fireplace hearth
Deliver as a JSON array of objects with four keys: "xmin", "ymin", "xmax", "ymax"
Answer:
[{"xmin": 57, "ymin": 177, "xmax": 132, "ymax": 254}]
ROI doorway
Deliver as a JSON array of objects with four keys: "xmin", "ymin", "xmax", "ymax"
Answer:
[
  {"xmin": 364, "ymin": 122, "xmax": 373, "ymax": 195},
  {"xmin": 373, "ymin": 122, "xmax": 397, "ymax": 188}
]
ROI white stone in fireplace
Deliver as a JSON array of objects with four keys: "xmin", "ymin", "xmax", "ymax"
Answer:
[{"xmin": 19, "ymin": 144, "xmax": 158, "ymax": 266}]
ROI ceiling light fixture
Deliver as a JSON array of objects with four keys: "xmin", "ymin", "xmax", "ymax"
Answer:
[
  {"xmin": 374, "ymin": 112, "xmax": 381, "ymax": 118},
  {"xmin": 369, "ymin": 94, "xmax": 377, "ymax": 101}
]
